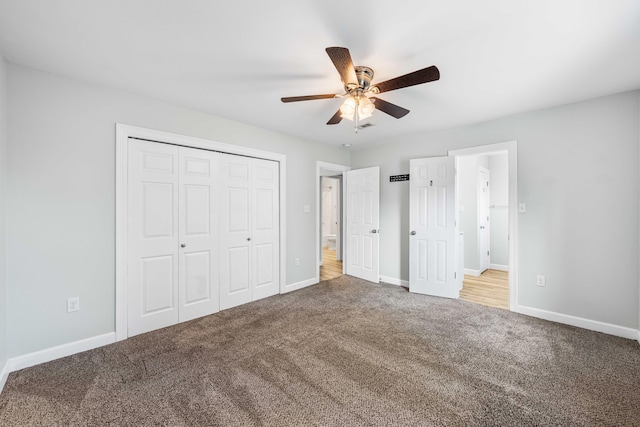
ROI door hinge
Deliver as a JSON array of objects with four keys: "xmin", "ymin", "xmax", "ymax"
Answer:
[
  {"xmin": 430, "ymin": 180, "xmax": 433, "ymax": 186},
  {"xmin": 454, "ymin": 272, "xmax": 457, "ymax": 279},
  {"xmin": 487, "ymin": 250, "xmax": 490, "ymax": 256}
]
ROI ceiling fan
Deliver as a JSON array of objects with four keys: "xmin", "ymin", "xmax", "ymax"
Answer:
[{"xmin": 281, "ymin": 47, "xmax": 440, "ymax": 132}]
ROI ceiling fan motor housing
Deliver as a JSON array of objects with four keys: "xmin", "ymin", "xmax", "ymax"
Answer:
[{"xmin": 347, "ymin": 66, "xmax": 375, "ymax": 92}]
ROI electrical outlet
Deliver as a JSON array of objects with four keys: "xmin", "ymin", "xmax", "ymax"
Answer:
[
  {"xmin": 67, "ymin": 297, "xmax": 80, "ymax": 312},
  {"xmin": 294, "ymin": 258, "xmax": 300, "ymax": 266},
  {"xmin": 536, "ymin": 275, "xmax": 546, "ymax": 287}
]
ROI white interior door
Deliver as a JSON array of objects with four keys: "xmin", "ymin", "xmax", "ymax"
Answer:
[
  {"xmin": 219, "ymin": 154, "xmax": 279, "ymax": 309},
  {"xmin": 409, "ymin": 156, "xmax": 459, "ymax": 298},
  {"xmin": 251, "ymin": 158, "xmax": 280, "ymax": 301},
  {"xmin": 127, "ymin": 140, "xmax": 180, "ymax": 336},
  {"xmin": 478, "ymin": 167, "xmax": 490, "ymax": 273},
  {"xmin": 219, "ymin": 154, "xmax": 252, "ymax": 309},
  {"xmin": 345, "ymin": 166, "xmax": 380, "ymax": 283},
  {"xmin": 178, "ymin": 147, "xmax": 220, "ymax": 322}
]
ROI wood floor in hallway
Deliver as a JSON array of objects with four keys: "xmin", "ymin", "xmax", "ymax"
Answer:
[
  {"xmin": 460, "ymin": 269, "xmax": 509, "ymax": 310},
  {"xmin": 320, "ymin": 246, "xmax": 343, "ymax": 281}
]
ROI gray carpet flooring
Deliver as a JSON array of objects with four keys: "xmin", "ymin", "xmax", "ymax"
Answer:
[{"xmin": 1, "ymin": 275, "xmax": 639, "ymax": 426}]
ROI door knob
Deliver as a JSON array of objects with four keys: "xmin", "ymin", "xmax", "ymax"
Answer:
[
  {"xmin": 410, "ymin": 231, "xmax": 416, "ymax": 235},
  {"xmin": 371, "ymin": 229, "xmax": 378, "ymax": 234},
  {"xmin": 180, "ymin": 244, "xmax": 186, "ymax": 248},
  {"xmin": 247, "ymin": 237, "xmax": 251, "ymax": 241}
]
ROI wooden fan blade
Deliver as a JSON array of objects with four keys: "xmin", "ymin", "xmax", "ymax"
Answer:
[
  {"xmin": 371, "ymin": 97, "xmax": 410, "ymax": 118},
  {"xmin": 326, "ymin": 47, "xmax": 357, "ymax": 85},
  {"xmin": 373, "ymin": 66, "xmax": 440, "ymax": 94},
  {"xmin": 281, "ymin": 94, "xmax": 337, "ymax": 103},
  {"xmin": 327, "ymin": 109, "xmax": 343, "ymax": 125}
]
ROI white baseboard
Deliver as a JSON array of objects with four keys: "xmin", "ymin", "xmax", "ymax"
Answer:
[
  {"xmin": 636, "ymin": 329, "xmax": 640, "ymax": 345},
  {"xmin": 282, "ymin": 277, "xmax": 318, "ymax": 294},
  {"xmin": 489, "ymin": 264, "xmax": 509, "ymax": 271},
  {"xmin": 464, "ymin": 268, "xmax": 481, "ymax": 277},
  {"xmin": 380, "ymin": 276, "xmax": 409, "ymax": 288},
  {"xmin": 7, "ymin": 332, "xmax": 116, "ymax": 374},
  {"xmin": 515, "ymin": 305, "xmax": 639, "ymax": 340},
  {"xmin": 0, "ymin": 332, "xmax": 115, "ymax": 395},
  {"xmin": 0, "ymin": 358, "xmax": 10, "ymax": 394}
]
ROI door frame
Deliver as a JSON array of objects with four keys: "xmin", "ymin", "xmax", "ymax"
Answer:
[
  {"xmin": 115, "ymin": 124, "xmax": 287, "ymax": 341},
  {"xmin": 449, "ymin": 140, "xmax": 518, "ymax": 310},
  {"xmin": 316, "ymin": 161, "xmax": 350, "ymax": 282}
]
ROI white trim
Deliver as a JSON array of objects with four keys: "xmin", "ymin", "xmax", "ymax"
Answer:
[
  {"xmin": 282, "ymin": 277, "xmax": 318, "ymax": 294},
  {"xmin": 515, "ymin": 305, "xmax": 639, "ymax": 340},
  {"xmin": 636, "ymin": 329, "xmax": 640, "ymax": 345},
  {"xmin": 380, "ymin": 276, "xmax": 409, "ymax": 288},
  {"xmin": 316, "ymin": 161, "xmax": 350, "ymax": 283},
  {"xmin": 449, "ymin": 141, "xmax": 518, "ymax": 310},
  {"xmin": 115, "ymin": 124, "xmax": 287, "ymax": 342},
  {"xmin": 0, "ymin": 359, "xmax": 9, "ymax": 394},
  {"xmin": 464, "ymin": 268, "xmax": 482, "ymax": 277},
  {"xmin": 489, "ymin": 263, "xmax": 509, "ymax": 271},
  {"xmin": 6, "ymin": 333, "xmax": 115, "ymax": 374}
]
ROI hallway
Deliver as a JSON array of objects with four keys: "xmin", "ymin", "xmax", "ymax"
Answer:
[
  {"xmin": 320, "ymin": 247, "xmax": 343, "ymax": 281},
  {"xmin": 460, "ymin": 269, "xmax": 509, "ymax": 310}
]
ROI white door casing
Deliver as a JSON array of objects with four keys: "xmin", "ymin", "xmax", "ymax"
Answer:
[
  {"xmin": 127, "ymin": 140, "xmax": 180, "ymax": 336},
  {"xmin": 178, "ymin": 147, "xmax": 220, "ymax": 322},
  {"xmin": 409, "ymin": 156, "xmax": 459, "ymax": 298},
  {"xmin": 345, "ymin": 167, "xmax": 380, "ymax": 283},
  {"xmin": 478, "ymin": 167, "xmax": 490, "ymax": 273},
  {"xmin": 219, "ymin": 154, "xmax": 279, "ymax": 310}
]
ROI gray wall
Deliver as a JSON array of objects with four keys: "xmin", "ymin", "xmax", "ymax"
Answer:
[
  {"xmin": 488, "ymin": 154, "xmax": 509, "ymax": 267},
  {"xmin": 6, "ymin": 64, "xmax": 349, "ymax": 357},
  {"xmin": 351, "ymin": 90, "xmax": 640, "ymax": 329},
  {"xmin": 0, "ymin": 56, "xmax": 7, "ymax": 370}
]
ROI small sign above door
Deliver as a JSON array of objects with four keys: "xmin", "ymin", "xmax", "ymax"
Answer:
[{"xmin": 390, "ymin": 174, "xmax": 410, "ymax": 182}]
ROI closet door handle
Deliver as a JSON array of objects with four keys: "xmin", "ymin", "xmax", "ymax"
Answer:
[
  {"xmin": 410, "ymin": 231, "xmax": 416, "ymax": 235},
  {"xmin": 247, "ymin": 237, "xmax": 251, "ymax": 241},
  {"xmin": 180, "ymin": 244, "xmax": 186, "ymax": 248}
]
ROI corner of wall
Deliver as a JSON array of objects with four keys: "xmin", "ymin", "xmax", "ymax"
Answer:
[{"xmin": 0, "ymin": 54, "xmax": 8, "ymax": 392}]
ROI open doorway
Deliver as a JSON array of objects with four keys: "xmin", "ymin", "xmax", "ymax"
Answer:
[
  {"xmin": 316, "ymin": 161, "xmax": 350, "ymax": 283},
  {"xmin": 450, "ymin": 142, "xmax": 517, "ymax": 311},
  {"xmin": 457, "ymin": 152, "xmax": 509, "ymax": 309},
  {"xmin": 320, "ymin": 175, "xmax": 343, "ymax": 281}
]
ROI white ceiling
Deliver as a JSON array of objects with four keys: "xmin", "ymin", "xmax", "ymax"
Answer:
[{"xmin": 1, "ymin": 0, "xmax": 639, "ymax": 149}]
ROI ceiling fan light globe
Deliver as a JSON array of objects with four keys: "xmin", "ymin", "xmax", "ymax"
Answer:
[
  {"xmin": 339, "ymin": 97, "xmax": 356, "ymax": 118},
  {"xmin": 359, "ymin": 97, "xmax": 375, "ymax": 116},
  {"xmin": 358, "ymin": 110, "xmax": 373, "ymax": 120}
]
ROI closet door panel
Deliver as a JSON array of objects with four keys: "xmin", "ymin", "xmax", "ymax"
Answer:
[
  {"xmin": 127, "ymin": 140, "xmax": 180, "ymax": 336},
  {"xmin": 219, "ymin": 154, "xmax": 252, "ymax": 309},
  {"xmin": 252, "ymin": 159, "xmax": 279, "ymax": 301},
  {"xmin": 178, "ymin": 147, "xmax": 220, "ymax": 322}
]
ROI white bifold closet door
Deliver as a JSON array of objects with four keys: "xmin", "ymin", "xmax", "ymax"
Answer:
[
  {"xmin": 219, "ymin": 153, "xmax": 280, "ymax": 310},
  {"xmin": 127, "ymin": 140, "xmax": 219, "ymax": 337}
]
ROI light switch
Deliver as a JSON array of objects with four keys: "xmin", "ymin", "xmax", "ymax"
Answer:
[
  {"xmin": 303, "ymin": 204, "xmax": 310, "ymax": 213},
  {"xmin": 519, "ymin": 203, "xmax": 527, "ymax": 213}
]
